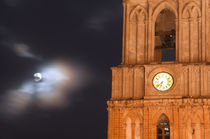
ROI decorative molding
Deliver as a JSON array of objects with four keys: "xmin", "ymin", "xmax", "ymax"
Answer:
[
  {"xmin": 182, "ymin": 2, "xmax": 201, "ymax": 19},
  {"xmin": 129, "ymin": 5, "xmax": 147, "ymax": 22},
  {"xmin": 107, "ymin": 98, "xmax": 210, "ymax": 108}
]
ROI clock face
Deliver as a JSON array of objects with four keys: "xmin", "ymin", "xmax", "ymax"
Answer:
[{"xmin": 153, "ymin": 72, "xmax": 173, "ymax": 91}]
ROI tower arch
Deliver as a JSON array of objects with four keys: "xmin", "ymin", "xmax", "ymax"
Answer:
[
  {"xmin": 154, "ymin": 8, "xmax": 176, "ymax": 62},
  {"xmin": 152, "ymin": 1, "xmax": 178, "ymax": 21},
  {"xmin": 150, "ymin": 2, "xmax": 178, "ymax": 62}
]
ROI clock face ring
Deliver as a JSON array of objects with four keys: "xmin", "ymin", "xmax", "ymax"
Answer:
[{"xmin": 152, "ymin": 72, "xmax": 174, "ymax": 91}]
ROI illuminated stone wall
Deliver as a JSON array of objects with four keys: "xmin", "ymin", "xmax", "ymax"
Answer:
[
  {"xmin": 107, "ymin": 0, "xmax": 210, "ymax": 139},
  {"xmin": 108, "ymin": 99, "xmax": 210, "ymax": 139},
  {"xmin": 121, "ymin": 0, "xmax": 210, "ymax": 64}
]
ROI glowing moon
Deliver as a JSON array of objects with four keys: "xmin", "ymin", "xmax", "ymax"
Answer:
[{"xmin": 34, "ymin": 73, "xmax": 42, "ymax": 82}]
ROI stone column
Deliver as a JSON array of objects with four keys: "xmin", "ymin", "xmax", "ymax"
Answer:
[
  {"xmin": 143, "ymin": 107, "xmax": 149, "ymax": 139},
  {"xmin": 173, "ymin": 106, "xmax": 179, "ymax": 139},
  {"xmin": 131, "ymin": 123, "xmax": 135, "ymax": 139},
  {"xmin": 107, "ymin": 107, "xmax": 113, "ymax": 139},
  {"xmin": 204, "ymin": 106, "xmax": 210, "ymax": 139}
]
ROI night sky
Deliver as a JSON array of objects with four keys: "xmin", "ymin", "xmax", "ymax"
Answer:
[{"xmin": 0, "ymin": 0, "xmax": 123, "ymax": 138}]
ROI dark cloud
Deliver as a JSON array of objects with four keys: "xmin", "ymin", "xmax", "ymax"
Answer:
[
  {"xmin": 0, "ymin": 0, "xmax": 123, "ymax": 138},
  {"xmin": 86, "ymin": 9, "xmax": 114, "ymax": 31},
  {"xmin": 3, "ymin": 0, "xmax": 23, "ymax": 7},
  {"xmin": 0, "ymin": 26, "xmax": 9, "ymax": 35},
  {"xmin": 84, "ymin": 4, "xmax": 122, "ymax": 32},
  {"xmin": 11, "ymin": 43, "xmax": 42, "ymax": 60},
  {"xmin": 13, "ymin": 43, "xmax": 37, "ymax": 59},
  {"xmin": 0, "ymin": 27, "xmax": 41, "ymax": 60}
]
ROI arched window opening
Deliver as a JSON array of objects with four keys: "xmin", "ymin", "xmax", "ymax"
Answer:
[
  {"xmin": 157, "ymin": 114, "xmax": 170, "ymax": 139},
  {"xmin": 155, "ymin": 9, "xmax": 176, "ymax": 62}
]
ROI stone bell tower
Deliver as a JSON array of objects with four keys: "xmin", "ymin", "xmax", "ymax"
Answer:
[{"xmin": 107, "ymin": 0, "xmax": 210, "ymax": 139}]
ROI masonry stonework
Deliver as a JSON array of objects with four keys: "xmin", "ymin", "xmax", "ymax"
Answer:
[{"xmin": 107, "ymin": 0, "xmax": 210, "ymax": 139}]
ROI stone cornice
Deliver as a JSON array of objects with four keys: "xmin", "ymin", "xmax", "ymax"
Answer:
[
  {"xmin": 111, "ymin": 62, "xmax": 210, "ymax": 69},
  {"xmin": 107, "ymin": 98, "xmax": 210, "ymax": 109}
]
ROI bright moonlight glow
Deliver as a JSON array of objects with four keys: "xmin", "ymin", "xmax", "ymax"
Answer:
[
  {"xmin": 1, "ymin": 60, "xmax": 85, "ymax": 117},
  {"xmin": 34, "ymin": 73, "xmax": 42, "ymax": 82}
]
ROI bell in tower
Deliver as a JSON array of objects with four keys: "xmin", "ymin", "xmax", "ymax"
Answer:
[{"xmin": 107, "ymin": 0, "xmax": 210, "ymax": 139}]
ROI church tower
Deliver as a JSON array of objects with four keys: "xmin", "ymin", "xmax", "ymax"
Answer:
[{"xmin": 107, "ymin": 0, "xmax": 210, "ymax": 139}]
